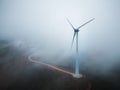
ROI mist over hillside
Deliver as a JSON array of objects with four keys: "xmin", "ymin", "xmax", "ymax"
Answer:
[
  {"xmin": 0, "ymin": 0, "xmax": 120, "ymax": 89},
  {"xmin": 0, "ymin": 38, "xmax": 120, "ymax": 90}
]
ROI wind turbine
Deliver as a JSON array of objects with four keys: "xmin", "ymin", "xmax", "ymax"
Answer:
[{"xmin": 67, "ymin": 18, "xmax": 95, "ymax": 78}]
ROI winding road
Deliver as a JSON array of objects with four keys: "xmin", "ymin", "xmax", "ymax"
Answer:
[{"xmin": 28, "ymin": 54, "xmax": 83, "ymax": 78}]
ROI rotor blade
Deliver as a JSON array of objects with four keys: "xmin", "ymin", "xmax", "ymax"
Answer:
[
  {"xmin": 71, "ymin": 32, "xmax": 76, "ymax": 49},
  {"xmin": 77, "ymin": 18, "xmax": 95, "ymax": 30},
  {"xmin": 66, "ymin": 18, "xmax": 75, "ymax": 30}
]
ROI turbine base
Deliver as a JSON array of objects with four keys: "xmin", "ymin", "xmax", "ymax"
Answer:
[{"xmin": 72, "ymin": 74, "xmax": 83, "ymax": 78}]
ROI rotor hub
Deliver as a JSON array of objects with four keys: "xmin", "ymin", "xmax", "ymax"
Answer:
[{"xmin": 75, "ymin": 29, "xmax": 79, "ymax": 32}]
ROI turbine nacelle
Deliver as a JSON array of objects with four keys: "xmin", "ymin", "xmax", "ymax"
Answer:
[{"xmin": 74, "ymin": 29, "xmax": 79, "ymax": 32}]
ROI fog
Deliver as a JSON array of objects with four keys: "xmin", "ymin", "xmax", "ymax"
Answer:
[{"xmin": 0, "ymin": 0, "xmax": 120, "ymax": 76}]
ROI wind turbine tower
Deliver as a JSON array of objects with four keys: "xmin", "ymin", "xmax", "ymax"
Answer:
[{"xmin": 67, "ymin": 18, "xmax": 95, "ymax": 78}]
